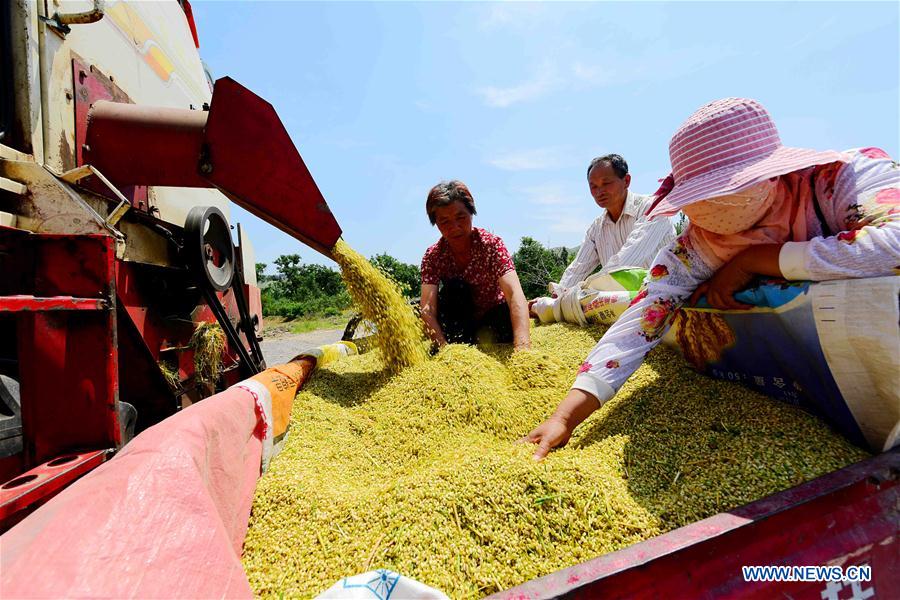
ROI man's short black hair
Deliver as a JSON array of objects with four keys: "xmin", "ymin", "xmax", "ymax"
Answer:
[{"xmin": 587, "ymin": 154, "xmax": 629, "ymax": 179}]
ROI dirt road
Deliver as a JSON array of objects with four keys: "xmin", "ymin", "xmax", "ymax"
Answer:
[{"xmin": 259, "ymin": 328, "xmax": 345, "ymax": 367}]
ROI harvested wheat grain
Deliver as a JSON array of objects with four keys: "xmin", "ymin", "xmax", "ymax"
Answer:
[
  {"xmin": 243, "ymin": 322, "xmax": 868, "ymax": 598},
  {"xmin": 331, "ymin": 239, "xmax": 429, "ymax": 372}
]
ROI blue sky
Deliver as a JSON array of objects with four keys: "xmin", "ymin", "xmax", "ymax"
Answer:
[{"xmin": 191, "ymin": 1, "xmax": 899, "ymax": 270}]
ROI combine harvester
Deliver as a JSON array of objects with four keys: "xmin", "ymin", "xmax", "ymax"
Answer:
[
  {"xmin": 0, "ymin": 0, "xmax": 341, "ymax": 526},
  {"xmin": 0, "ymin": 1, "xmax": 896, "ymax": 598}
]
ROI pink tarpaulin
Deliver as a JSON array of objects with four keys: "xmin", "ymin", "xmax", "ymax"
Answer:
[{"xmin": 0, "ymin": 386, "xmax": 262, "ymax": 599}]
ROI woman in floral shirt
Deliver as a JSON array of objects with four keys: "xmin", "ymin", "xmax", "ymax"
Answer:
[
  {"xmin": 526, "ymin": 97, "xmax": 900, "ymax": 459},
  {"xmin": 420, "ymin": 180, "xmax": 531, "ymax": 350}
]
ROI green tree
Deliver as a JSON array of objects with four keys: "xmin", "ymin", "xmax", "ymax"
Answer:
[
  {"xmin": 272, "ymin": 254, "xmax": 305, "ymax": 299},
  {"xmin": 263, "ymin": 254, "xmax": 351, "ymax": 318},
  {"xmin": 370, "ymin": 253, "xmax": 421, "ymax": 298},
  {"xmin": 513, "ymin": 237, "xmax": 571, "ymax": 299},
  {"xmin": 674, "ymin": 212, "xmax": 687, "ymax": 236},
  {"xmin": 255, "ymin": 262, "xmax": 268, "ymax": 283}
]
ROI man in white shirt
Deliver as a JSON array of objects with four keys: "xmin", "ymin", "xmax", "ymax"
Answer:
[{"xmin": 530, "ymin": 154, "xmax": 675, "ymax": 324}]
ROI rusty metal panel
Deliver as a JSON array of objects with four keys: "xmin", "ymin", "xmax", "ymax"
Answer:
[
  {"xmin": 0, "ymin": 159, "xmax": 107, "ymax": 235},
  {"xmin": 6, "ymin": 0, "xmax": 43, "ymax": 161},
  {"xmin": 72, "ymin": 56, "xmax": 149, "ymax": 211}
]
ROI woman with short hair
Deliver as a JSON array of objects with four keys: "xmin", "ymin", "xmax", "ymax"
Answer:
[{"xmin": 420, "ymin": 180, "xmax": 531, "ymax": 351}]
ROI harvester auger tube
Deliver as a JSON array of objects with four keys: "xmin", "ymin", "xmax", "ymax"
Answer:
[{"xmin": 83, "ymin": 77, "xmax": 342, "ymax": 258}]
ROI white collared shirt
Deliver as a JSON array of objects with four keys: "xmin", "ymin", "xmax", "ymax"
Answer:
[{"xmin": 558, "ymin": 191, "xmax": 676, "ymax": 288}]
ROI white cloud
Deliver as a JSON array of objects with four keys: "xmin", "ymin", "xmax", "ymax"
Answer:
[
  {"xmin": 475, "ymin": 62, "xmax": 561, "ymax": 108},
  {"xmin": 478, "ymin": 4, "xmax": 549, "ymax": 32},
  {"xmin": 517, "ymin": 183, "xmax": 579, "ymax": 206},
  {"xmin": 477, "ymin": 41, "xmax": 734, "ymax": 109},
  {"xmin": 413, "ymin": 100, "xmax": 434, "ymax": 112},
  {"xmin": 534, "ymin": 213, "xmax": 592, "ymax": 235},
  {"xmin": 522, "ymin": 183, "xmax": 592, "ymax": 237},
  {"xmin": 487, "ymin": 147, "xmax": 571, "ymax": 171},
  {"xmin": 571, "ymin": 62, "xmax": 614, "ymax": 86}
]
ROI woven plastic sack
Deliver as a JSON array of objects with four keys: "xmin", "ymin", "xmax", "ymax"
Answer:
[
  {"xmin": 317, "ymin": 569, "xmax": 449, "ymax": 600},
  {"xmin": 534, "ymin": 268, "xmax": 646, "ymax": 325}
]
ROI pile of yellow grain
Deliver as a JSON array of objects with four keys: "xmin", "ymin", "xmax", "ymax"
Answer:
[
  {"xmin": 331, "ymin": 239, "xmax": 429, "ymax": 372},
  {"xmin": 242, "ymin": 323, "xmax": 867, "ymax": 598}
]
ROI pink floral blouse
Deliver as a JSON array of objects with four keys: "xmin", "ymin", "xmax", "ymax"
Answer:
[
  {"xmin": 421, "ymin": 227, "xmax": 515, "ymax": 318},
  {"xmin": 573, "ymin": 148, "xmax": 900, "ymax": 403}
]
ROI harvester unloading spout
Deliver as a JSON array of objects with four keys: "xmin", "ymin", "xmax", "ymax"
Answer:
[{"xmin": 83, "ymin": 77, "xmax": 342, "ymax": 257}]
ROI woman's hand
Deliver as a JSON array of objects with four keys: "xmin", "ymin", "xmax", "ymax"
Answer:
[
  {"xmin": 689, "ymin": 260, "xmax": 754, "ymax": 309},
  {"xmin": 521, "ymin": 389, "xmax": 601, "ymax": 460},
  {"xmin": 419, "ymin": 284, "xmax": 448, "ymax": 346},
  {"xmin": 690, "ymin": 244, "xmax": 784, "ymax": 310},
  {"xmin": 522, "ymin": 415, "xmax": 573, "ymax": 460}
]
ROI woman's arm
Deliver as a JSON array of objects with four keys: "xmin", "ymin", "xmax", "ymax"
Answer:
[
  {"xmin": 780, "ymin": 150, "xmax": 899, "ymax": 282},
  {"xmin": 690, "ymin": 243, "xmax": 783, "ymax": 309},
  {"xmin": 697, "ymin": 151, "xmax": 900, "ymax": 309},
  {"xmin": 522, "ymin": 389, "xmax": 599, "ymax": 460},
  {"xmin": 499, "ymin": 270, "xmax": 532, "ymax": 350},
  {"xmin": 419, "ymin": 283, "xmax": 447, "ymax": 347},
  {"xmin": 525, "ymin": 235, "xmax": 715, "ymax": 459}
]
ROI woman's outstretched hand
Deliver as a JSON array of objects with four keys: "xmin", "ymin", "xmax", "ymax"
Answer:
[
  {"xmin": 690, "ymin": 244, "xmax": 784, "ymax": 310},
  {"xmin": 521, "ymin": 389, "xmax": 602, "ymax": 460},
  {"xmin": 689, "ymin": 260, "xmax": 754, "ymax": 310},
  {"xmin": 521, "ymin": 416, "xmax": 573, "ymax": 461}
]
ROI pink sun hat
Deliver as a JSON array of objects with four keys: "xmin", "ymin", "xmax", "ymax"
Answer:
[{"xmin": 646, "ymin": 97, "xmax": 848, "ymax": 218}]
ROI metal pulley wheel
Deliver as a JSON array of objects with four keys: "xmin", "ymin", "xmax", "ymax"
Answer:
[{"xmin": 184, "ymin": 206, "xmax": 235, "ymax": 291}]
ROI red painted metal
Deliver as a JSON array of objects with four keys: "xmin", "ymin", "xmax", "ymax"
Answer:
[
  {"xmin": 0, "ymin": 449, "xmax": 110, "ymax": 529},
  {"xmin": 3, "ymin": 235, "xmax": 120, "ymax": 480},
  {"xmin": 489, "ymin": 449, "xmax": 899, "ymax": 599},
  {"xmin": 0, "ymin": 295, "xmax": 107, "ymax": 312},
  {"xmin": 112, "ymin": 261, "xmax": 256, "ymax": 421},
  {"xmin": 202, "ymin": 77, "xmax": 341, "ymax": 256},
  {"xmin": 84, "ymin": 101, "xmax": 208, "ymax": 187},
  {"xmin": 114, "ymin": 260, "xmax": 197, "ymax": 428},
  {"xmin": 180, "ymin": 0, "xmax": 201, "ymax": 48},
  {"xmin": 81, "ymin": 77, "xmax": 342, "ymax": 257}
]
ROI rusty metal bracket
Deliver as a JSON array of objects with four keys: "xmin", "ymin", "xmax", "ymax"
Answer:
[
  {"xmin": 61, "ymin": 164, "xmax": 131, "ymax": 228},
  {"xmin": 58, "ymin": 165, "xmax": 128, "ymax": 259},
  {"xmin": 39, "ymin": 0, "xmax": 105, "ymax": 36}
]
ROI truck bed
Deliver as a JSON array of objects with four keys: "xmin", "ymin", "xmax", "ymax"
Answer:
[{"xmin": 491, "ymin": 449, "xmax": 899, "ymax": 599}]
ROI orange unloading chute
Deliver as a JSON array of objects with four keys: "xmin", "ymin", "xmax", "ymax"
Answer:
[{"xmin": 83, "ymin": 77, "xmax": 341, "ymax": 257}]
